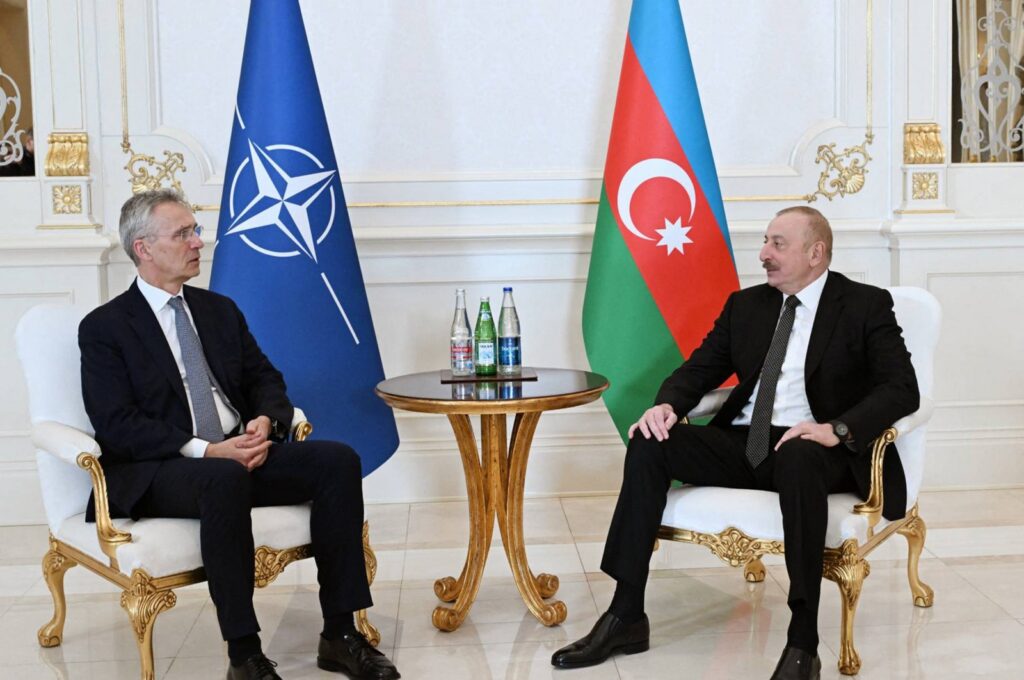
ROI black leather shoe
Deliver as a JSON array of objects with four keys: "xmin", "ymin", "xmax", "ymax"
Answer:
[
  {"xmin": 551, "ymin": 611, "xmax": 650, "ymax": 669},
  {"xmin": 317, "ymin": 632, "xmax": 401, "ymax": 679},
  {"xmin": 226, "ymin": 653, "xmax": 281, "ymax": 680},
  {"xmin": 770, "ymin": 646, "xmax": 821, "ymax": 680}
]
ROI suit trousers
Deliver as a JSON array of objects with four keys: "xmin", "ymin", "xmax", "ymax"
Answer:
[
  {"xmin": 135, "ymin": 440, "xmax": 372, "ymax": 641},
  {"xmin": 601, "ymin": 423, "xmax": 857, "ymax": 652}
]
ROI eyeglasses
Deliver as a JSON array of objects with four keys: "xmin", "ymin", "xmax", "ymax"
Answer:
[{"xmin": 156, "ymin": 225, "xmax": 204, "ymax": 242}]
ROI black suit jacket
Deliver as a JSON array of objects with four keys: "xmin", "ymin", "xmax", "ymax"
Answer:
[
  {"xmin": 79, "ymin": 281, "xmax": 294, "ymax": 519},
  {"xmin": 654, "ymin": 271, "xmax": 920, "ymax": 520}
]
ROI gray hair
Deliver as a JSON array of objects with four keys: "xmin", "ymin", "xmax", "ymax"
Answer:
[{"xmin": 119, "ymin": 189, "xmax": 192, "ymax": 265}]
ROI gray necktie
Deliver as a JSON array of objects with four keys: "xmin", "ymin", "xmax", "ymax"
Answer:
[
  {"xmin": 745, "ymin": 295, "xmax": 801, "ymax": 468},
  {"xmin": 167, "ymin": 296, "xmax": 224, "ymax": 443}
]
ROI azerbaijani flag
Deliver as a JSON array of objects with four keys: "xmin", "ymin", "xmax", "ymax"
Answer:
[{"xmin": 582, "ymin": 0, "xmax": 740, "ymax": 442}]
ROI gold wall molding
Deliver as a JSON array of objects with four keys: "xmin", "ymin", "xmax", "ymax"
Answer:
[
  {"xmin": 51, "ymin": 185, "xmax": 82, "ymax": 214},
  {"xmin": 911, "ymin": 172, "xmax": 939, "ymax": 200},
  {"xmin": 44, "ymin": 133, "xmax": 89, "ymax": 176},
  {"xmin": 904, "ymin": 123, "xmax": 945, "ymax": 164}
]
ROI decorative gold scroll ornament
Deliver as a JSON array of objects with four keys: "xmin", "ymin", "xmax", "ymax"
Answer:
[{"xmin": 117, "ymin": 0, "xmax": 188, "ymax": 199}]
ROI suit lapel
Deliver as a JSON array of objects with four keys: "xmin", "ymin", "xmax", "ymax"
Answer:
[
  {"xmin": 804, "ymin": 271, "xmax": 844, "ymax": 380},
  {"xmin": 125, "ymin": 281, "xmax": 189, "ymax": 408}
]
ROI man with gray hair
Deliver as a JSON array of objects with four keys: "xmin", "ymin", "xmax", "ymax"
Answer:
[
  {"xmin": 79, "ymin": 189, "xmax": 400, "ymax": 680},
  {"xmin": 553, "ymin": 206, "xmax": 919, "ymax": 680}
]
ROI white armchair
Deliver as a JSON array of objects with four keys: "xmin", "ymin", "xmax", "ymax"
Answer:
[
  {"xmin": 15, "ymin": 304, "xmax": 380, "ymax": 680},
  {"xmin": 658, "ymin": 286, "xmax": 941, "ymax": 676}
]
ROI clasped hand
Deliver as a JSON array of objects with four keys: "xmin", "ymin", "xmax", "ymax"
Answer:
[{"xmin": 205, "ymin": 415, "xmax": 273, "ymax": 470}]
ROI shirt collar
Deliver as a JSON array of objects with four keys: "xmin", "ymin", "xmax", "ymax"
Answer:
[
  {"xmin": 786, "ymin": 269, "xmax": 828, "ymax": 316},
  {"xmin": 136, "ymin": 275, "xmax": 182, "ymax": 315}
]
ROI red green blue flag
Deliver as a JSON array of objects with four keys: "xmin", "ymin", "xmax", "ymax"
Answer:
[{"xmin": 583, "ymin": 0, "xmax": 740, "ymax": 442}]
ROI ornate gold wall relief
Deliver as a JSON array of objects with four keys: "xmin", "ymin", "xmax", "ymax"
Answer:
[
  {"xmin": 51, "ymin": 185, "xmax": 82, "ymax": 214},
  {"xmin": 44, "ymin": 133, "xmax": 89, "ymax": 176},
  {"xmin": 903, "ymin": 123, "xmax": 945, "ymax": 164},
  {"xmin": 911, "ymin": 172, "xmax": 939, "ymax": 200}
]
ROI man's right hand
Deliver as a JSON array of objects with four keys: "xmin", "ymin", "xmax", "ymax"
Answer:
[
  {"xmin": 628, "ymin": 404, "xmax": 678, "ymax": 441},
  {"xmin": 205, "ymin": 433, "xmax": 272, "ymax": 471}
]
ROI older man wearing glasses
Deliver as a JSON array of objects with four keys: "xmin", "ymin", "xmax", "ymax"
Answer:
[{"xmin": 78, "ymin": 189, "xmax": 400, "ymax": 680}]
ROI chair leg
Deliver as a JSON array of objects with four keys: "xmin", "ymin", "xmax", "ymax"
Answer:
[
  {"xmin": 355, "ymin": 520, "xmax": 381, "ymax": 647},
  {"xmin": 743, "ymin": 557, "xmax": 766, "ymax": 583},
  {"xmin": 120, "ymin": 569, "xmax": 177, "ymax": 680},
  {"xmin": 823, "ymin": 540, "xmax": 870, "ymax": 676},
  {"xmin": 38, "ymin": 540, "xmax": 77, "ymax": 647},
  {"xmin": 897, "ymin": 508, "xmax": 934, "ymax": 607}
]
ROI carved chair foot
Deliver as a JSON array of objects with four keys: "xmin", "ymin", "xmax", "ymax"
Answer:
[
  {"xmin": 120, "ymin": 570, "xmax": 176, "ymax": 680},
  {"xmin": 743, "ymin": 557, "xmax": 766, "ymax": 583},
  {"xmin": 356, "ymin": 608, "xmax": 381, "ymax": 647},
  {"xmin": 823, "ymin": 540, "xmax": 869, "ymax": 676},
  {"xmin": 38, "ymin": 543, "xmax": 77, "ymax": 647},
  {"xmin": 897, "ymin": 511, "xmax": 935, "ymax": 607}
]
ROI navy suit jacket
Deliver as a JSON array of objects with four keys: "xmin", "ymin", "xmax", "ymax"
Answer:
[
  {"xmin": 79, "ymin": 281, "xmax": 294, "ymax": 519},
  {"xmin": 654, "ymin": 271, "xmax": 920, "ymax": 520}
]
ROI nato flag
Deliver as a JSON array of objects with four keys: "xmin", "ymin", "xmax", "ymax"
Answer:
[{"xmin": 210, "ymin": 0, "xmax": 399, "ymax": 476}]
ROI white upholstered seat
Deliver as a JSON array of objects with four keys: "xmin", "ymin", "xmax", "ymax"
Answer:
[{"xmin": 657, "ymin": 286, "xmax": 940, "ymax": 676}]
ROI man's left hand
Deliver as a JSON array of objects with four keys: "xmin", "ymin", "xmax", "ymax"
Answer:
[
  {"xmin": 774, "ymin": 421, "xmax": 840, "ymax": 451},
  {"xmin": 244, "ymin": 415, "xmax": 272, "ymax": 444}
]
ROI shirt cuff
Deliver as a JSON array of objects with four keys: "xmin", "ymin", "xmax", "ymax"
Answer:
[{"xmin": 180, "ymin": 438, "xmax": 210, "ymax": 458}]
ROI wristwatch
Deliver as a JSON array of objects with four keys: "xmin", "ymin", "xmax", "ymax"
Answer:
[
  {"xmin": 829, "ymin": 420, "xmax": 852, "ymax": 445},
  {"xmin": 269, "ymin": 417, "xmax": 288, "ymax": 441}
]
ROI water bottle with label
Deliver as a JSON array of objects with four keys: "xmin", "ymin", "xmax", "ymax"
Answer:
[
  {"xmin": 474, "ymin": 297, "xmax": 497, "ymax": 376},
  {"xmin": 498, "ymin": 286, "xmax": 522, "ymax": 376},
  {"xmin": 450, "ymin": 288, "xmax": 473, "ymax": 377}
]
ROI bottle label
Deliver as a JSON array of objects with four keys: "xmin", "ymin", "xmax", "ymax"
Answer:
[
  {"xmin": 451, "ymin": 341, "xmax": 473, "ymax": 373},
  {"xmin": 476, "ymin": 341, "xmax": 495, "ymax": 365},
  {"xmin": 499, "ymin": 337, "xmax": 521, "ymax": 367}
]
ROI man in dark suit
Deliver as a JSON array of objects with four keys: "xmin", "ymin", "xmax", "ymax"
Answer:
[
  {"xmin": 552, "ymin": 207, "xmax": 919, "ymax": 680},
  {"xmin": 79, "ymin": 189, "xmax": 400, "ymax": 680}
]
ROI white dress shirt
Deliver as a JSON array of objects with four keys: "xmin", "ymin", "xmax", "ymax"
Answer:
[
  {"xmin": 733, "ymin": 269, "xmax": 829, "ymax": 428},
  {"xmin": 136, "ymin": 276, "xmax": 240, "ymax": 457}
]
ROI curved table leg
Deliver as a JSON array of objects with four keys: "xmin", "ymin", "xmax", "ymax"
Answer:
[
  {"xmin": 500, "ymin": 411, "xmax": 566, "ymax": 626},
  {"xmin": 433, "ymin": 414, "xmax": 495, "ymax": 631}
]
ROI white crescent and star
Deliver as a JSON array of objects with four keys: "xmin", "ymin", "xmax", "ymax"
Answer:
[{"xmin": 616, "ymin": 158, "xmax": 698, "ymax": 256}]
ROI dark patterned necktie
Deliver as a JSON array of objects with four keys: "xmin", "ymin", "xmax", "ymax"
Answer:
[
  {"xmin": 168, "ymin": 296, "xmax": 224, "ymax": 443},
  {"xmin": 745, "ymin": 295, "xmax": 801, "ymax": 468}
]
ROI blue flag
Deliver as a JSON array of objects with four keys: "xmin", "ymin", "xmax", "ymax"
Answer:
[{"xmin": 210, "ymin": 0, "xmax": 399, "ymax": 476}]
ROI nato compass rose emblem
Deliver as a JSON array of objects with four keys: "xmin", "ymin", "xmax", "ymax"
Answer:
[
  {"xmin": 223, "ymin": 132, "xmax": 360, "ymax": 345},
  {"xmin": 616, "ymin": 158, "xmax": 697, "ymax": 256}
]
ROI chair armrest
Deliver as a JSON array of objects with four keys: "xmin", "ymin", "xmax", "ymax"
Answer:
[
  {"xmin": 30, "ymin": 421, "xmax": 132, "ymax": 568},
  {"xmin": 893, "ymin": 397, "xmax": 934, "ymax": 437},
  {"xmin": 684, "ymin": 387, "xmax": 734, "ymax": 421},
  {"xmin": 853, "ymin": 399, "xmax": 935, "ymax": 532},
  {"xmin": 291, "ymin": 407, "xmax": 312, "ymax": 442},
  {"xmin": 31, "ymin": 420, "xmax": 100, "ymax": 466}
]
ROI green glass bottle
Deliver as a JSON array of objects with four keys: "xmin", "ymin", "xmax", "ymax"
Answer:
[{"xmin": 474, "ymin": 296, "xmax": 497, "ymax": 376}]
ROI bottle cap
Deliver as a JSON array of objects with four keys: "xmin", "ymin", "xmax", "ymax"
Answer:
[
  {"xmin": 503, "ymin": 286, "xmax": 512, "ymax": 292},
  {"xmin": 481, "ymin": 296, "xmax": 489, "ymax": 301}
]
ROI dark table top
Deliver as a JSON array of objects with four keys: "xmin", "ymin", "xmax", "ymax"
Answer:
[{"xmin": 375, "ymin": 367, "xmax": 609, "ymax": 415}]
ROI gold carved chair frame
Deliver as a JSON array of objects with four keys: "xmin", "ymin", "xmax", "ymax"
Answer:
[
  {"xmin": 658, "ymin": 415, "xmax": 934, "ymax": 676},
  {"xmin": 37, "ymin": 420, "xmax": 380, "ymax": 680}
]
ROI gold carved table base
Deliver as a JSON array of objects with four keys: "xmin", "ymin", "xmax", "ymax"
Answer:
[{"xmin": 432, "ymin": 411, "xmax": 565, "ymax": 631}]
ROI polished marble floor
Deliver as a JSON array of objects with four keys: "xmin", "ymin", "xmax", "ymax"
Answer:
[{"xmin": 1, "ymin": 489, "xmax": 1023, "ymax": 679}]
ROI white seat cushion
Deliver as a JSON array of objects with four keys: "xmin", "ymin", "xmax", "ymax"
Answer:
[
  {"xmin": 55, "ymin": 505, "xmax": 313, "ymax": 578},
  {"xmin": 661, "ymin": 486, "xmax": 891, "ymax": 549}
]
